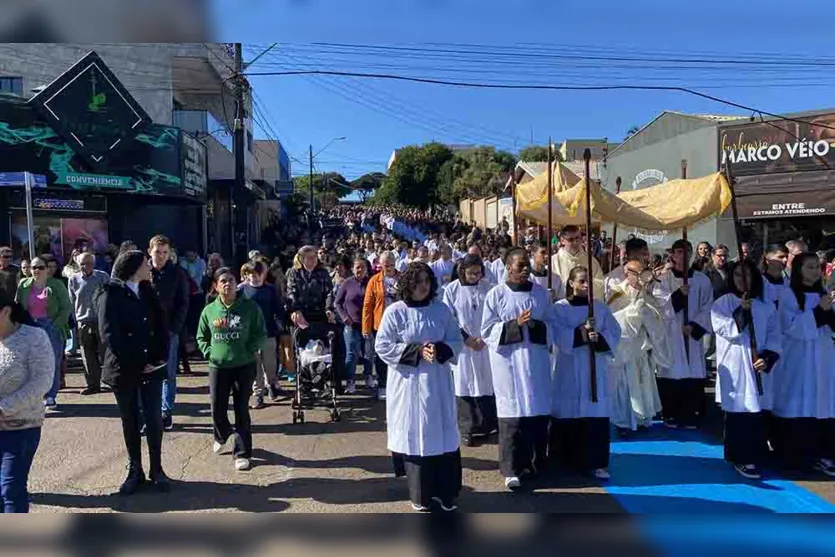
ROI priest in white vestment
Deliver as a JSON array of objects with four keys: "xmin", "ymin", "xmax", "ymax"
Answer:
[
  {"xmin": 607, "ymin": 259, "xmax": 671, "ymax": 434},
  {"xmin": 375, "ymin": 262, "xmax": 464, "ymax": 512},
  {"xmin": 551, "ymin": 225, "xmax": 604, "ymax": 300}
]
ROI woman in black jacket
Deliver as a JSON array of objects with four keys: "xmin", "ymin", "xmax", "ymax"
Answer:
[{"xmin": 95, "ymin": 251, "xmax": 170, "ymax": 495}]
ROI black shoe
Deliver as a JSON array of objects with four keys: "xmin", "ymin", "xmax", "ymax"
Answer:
[
  {"xmin": 267, "ymin": 385, "xmax": 281, "ymax": 402},
  {"xmin": 162, "ymin": 413, "xmax": 174, "ymax": 431},
  {"xmin": 118, "ymin": 466, "xmax": 146, "ymax": 496},
  {"xmin": 149, "ymin": 470, "xmax": 171, "ymax": 492},
  {"xmin": 250, "ymin": 395, "xmax": 266, "ymax": 410},
  {"xmin": 80, "ymin": 387, "xmax": 101, "ymax": 396}
]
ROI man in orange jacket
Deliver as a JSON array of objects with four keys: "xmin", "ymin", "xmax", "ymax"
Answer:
[{"xmin": 362, "ymin": 251, "xmax": 399, "ymax": 401}]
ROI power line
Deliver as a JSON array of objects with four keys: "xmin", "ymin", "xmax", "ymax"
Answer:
[{"xmin": 242, "ymin": 69, "xmax": 835, "ymax": 133}]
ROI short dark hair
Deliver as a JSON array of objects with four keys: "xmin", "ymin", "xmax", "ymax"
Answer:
[
  {"xmin": 624, "ymin": 237, "xmax": 648, "ymax": 255},
  {"xmin": 671, "ymin": 239, "xmax": 692, "ymax": 253},
  {"xmin": 213, "ymin": 266, "xmax": 235, "ymax": 283},
  {"xmin": 148, "ymin": 234, "xmax": 171, "ymax": 249},
  {"xmin": 559, "ymin": 225, "xmax": 580, "ymax": 238}
]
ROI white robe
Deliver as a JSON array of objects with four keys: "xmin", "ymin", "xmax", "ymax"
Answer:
[
  {"xmin": 431, "ymin": 259, "xmax": 455, "ymax": 289},
  {"xmin": 442, "ymin": 279, "xmax": 494, "ymax": 397},
  {"xmin": 551, "ymin": 299, "xmax": 621, "ymax": 419},
  {"xmin": 531, "ymin": 269, "xmax": 562, "ymax": 301},
  {"xmin": 607, "ymin": 283, "xmax": 670, "ymax": 429},
  {"xmin": 712, "ymin": 293, "xmax": 782, "ymax": 414},
  {"xmin": 491, "ymin": 259, "xmax": 508, "ymax": 285},
  {"xmin": 774, "ymin": 289, "xmax": 835, "ymax": 419},
  {"xmin": 656, "ymin": 271, "xmax": 713, "ymax": 380},
  {"xmin": 375, "ymin": 300, "xmax": 463, "ymax": 456},
  {"xmin": 482, "ymin": 282, "xmax": 554, "ymax": 418},
  {"xmin": 551, "ymin": 248, "xmax": 604, "ymax": 300}
]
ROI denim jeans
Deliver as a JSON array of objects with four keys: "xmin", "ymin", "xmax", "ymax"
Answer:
[
  {"xmin": 34, "ymin": 318, "xmax": 63, "ymax": 400},
  {"xmin": 343, "ymin": 325, "xmax": 369, "ymax": 381},
  {"xmin": 0, "ymin": 427, "xmax": 41, "ymax": 513},
  {"xmin": 162, "ymin": 332, "xmax": 179, "ymax": 415}
]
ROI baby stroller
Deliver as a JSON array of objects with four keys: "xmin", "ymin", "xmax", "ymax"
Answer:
[{"xmin": 292, "ymin": 323, "xmax": 341, "ymax": 424}]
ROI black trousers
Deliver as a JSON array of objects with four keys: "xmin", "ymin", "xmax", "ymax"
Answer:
[
  {"xmin": 498, "ymin": 416, "xmax": 550, "ymax": 478},
  {"xmin": 113, "ymin": 379, "xmax": 164, "ymax": 474},
  {"xmin": 403, "ymin": 450, "xmax": 462, "ymax": 507},
  {"xmin": 724, "ymin": 411, "xmax": 767, "ymax": 466},
  {"xmin": 208, "ymin": 364, "xmax": 256, "ymax": 459},
  {"xmin": 77, "ymin": 322, "xmax": 102, "ymax": 390},
  {"xmin": 549, "ymin": 417, "xmax": 610, "ymax": 472},
  {"xmin": 771, "ymin": 417, "xmax": 835, "ymax": 469},
  {"xmin": 457, "ymin": 396, "xmax": 498, "ymax": 438},
  {"xmin": 657, "ymin": 377, "xmax": 705, "ymax": 427}
]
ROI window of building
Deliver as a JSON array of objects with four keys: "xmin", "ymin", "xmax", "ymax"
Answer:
[
  {"xmin": 246, "ymin": 131, "xmax": 254, "ymax": 153},
  {"xmin": 0, "ymin": 77, "xmax": 23, "ymax": 95}
]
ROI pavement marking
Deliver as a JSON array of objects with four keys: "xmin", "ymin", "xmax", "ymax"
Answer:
[{"xmin": 605, "ymin": 428, "xmax": 835, "ymax": 513}]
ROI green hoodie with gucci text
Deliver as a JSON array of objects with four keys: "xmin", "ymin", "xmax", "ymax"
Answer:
[{"xmin": 197, "ymin": 296, "xmax": 267, "ymax": 368}]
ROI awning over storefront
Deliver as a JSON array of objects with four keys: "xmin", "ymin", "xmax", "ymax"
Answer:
[{"xmin": 735, "ymin": 170, "xmax": 835, "ymax": 220}]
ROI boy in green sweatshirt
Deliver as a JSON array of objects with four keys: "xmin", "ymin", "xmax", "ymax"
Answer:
[{"xmin": 197, "ymin": 270, "xmax": 267, "ymax": 471}]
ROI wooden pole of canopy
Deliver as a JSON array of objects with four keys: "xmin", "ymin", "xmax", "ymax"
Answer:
[
  {"xmin": 583, "ymin": 149, "xmax": 599, "ymax": 403},
  {"xmin": 725, "ymin": 161, "xmax": 763, "ymax": 396},
  {"xmin": 681, "ymin": 160, "xmax": 690, "ymax": 366},
  {"xmin": 609, "ymin": 176, "xmax": 622, "ymax": 272},
  {"xmin": 511, "ymin": 173, "xmax": 518, "ymax": 245},
  {"xmin": 547, "ymin": 138, "xmax": 554, "ymax": 291}
]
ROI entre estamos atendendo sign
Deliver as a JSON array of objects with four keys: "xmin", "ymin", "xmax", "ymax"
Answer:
[{"xmin": 719, "ymin": 113, "xmax": 835, "ymax": 176}]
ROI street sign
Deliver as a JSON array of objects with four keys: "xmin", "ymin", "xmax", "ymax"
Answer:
[
  {"xmin": 0, "ymin": 172, "xmax": 46, "ymax": 188},
  {"xmin": 29, "ymin": 51, "xmax": 152, "ymax": 171},
  {"xmin": 275, "ymin": 180, "xmax": 294, "ymax": 197}
]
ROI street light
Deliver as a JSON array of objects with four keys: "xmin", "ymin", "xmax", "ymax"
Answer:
[{"xmin": 309, "ymin": 136, "xmax": 346, "ymax": 217}]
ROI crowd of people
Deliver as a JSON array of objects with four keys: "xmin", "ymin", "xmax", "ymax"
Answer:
[{"xmin": 1, "ymin": 203, "xmax": 835, "ymax": 513}]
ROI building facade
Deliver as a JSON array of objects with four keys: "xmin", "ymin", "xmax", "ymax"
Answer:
[
  {"xmin": 0, "ymin": 43, "xmax": 260, "ymax": 262},
  {"xmin": 602, "ymin": 111, "xmax": 746, "ymax": 254}
]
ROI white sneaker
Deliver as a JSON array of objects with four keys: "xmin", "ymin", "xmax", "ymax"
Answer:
[
  {"xmin": 235, "ymin": 458, "xmax": 251, "ymax": 471},
  {"xmin": 813, "ymin": 459, "xmax": 835, "ymax": 478},
  {"xmin": 593, "ymin": 468, "xmax": 611, "ymax": 480},
  {"xmin": 366, "ymin": 376, "xmax": 378, "ymax": 390},
  {"xmin": 377, "ymin": 388, "xmax": 386, "ymax": 401},
  {"xmin": 411, "ymin": 502, "xmax": 430, "ymax": 512},
  {"xmin": 213, "ymin": 440, "xmax": 225, "ymax": 454},
  {"xmin": 735, "ymin": 464, "xmax": 762, "ymax": 480},
  {"xmin": 504, "ymin": 476, "xmax": 521, "ymax": 490},
  {"xmin": 345, "ymin": 380, "xmax": 356, "ymax": 394}
]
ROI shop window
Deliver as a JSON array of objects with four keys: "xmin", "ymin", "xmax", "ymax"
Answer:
[{"xmin": 0, "ymin": 76, "xmax": 23, "ymax": 95}]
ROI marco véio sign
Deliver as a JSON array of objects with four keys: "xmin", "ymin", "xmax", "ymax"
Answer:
[{"xmin": 29, "ymin": 51, "xmax": 152, "ymax": 172}]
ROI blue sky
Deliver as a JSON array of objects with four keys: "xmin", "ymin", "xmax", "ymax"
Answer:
[{"xmin": 213, "ymin": 0, "xmax": 835, "ymax": 181}]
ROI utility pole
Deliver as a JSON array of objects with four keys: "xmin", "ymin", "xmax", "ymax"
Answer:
[
  {"xmin": 232, "ymin": 42, "xmax": 245, "ymax": 262},
  {"xmin": 309, "ymin": 144, "xmax": 314, "ymax": 227}
]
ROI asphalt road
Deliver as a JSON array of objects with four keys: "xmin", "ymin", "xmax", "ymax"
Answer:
[{"xmin": 28, "ymin": 362, "xmax": 835, "ymax": 513}]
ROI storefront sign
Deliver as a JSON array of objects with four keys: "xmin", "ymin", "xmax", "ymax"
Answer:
[
  {"xmin": 719, "ymin": 113, "xmax": 835, "ymax": 176},
  {"xmin": 734, "ymin": 170, "xmax": 835, "ymax": 219},
  {"xmin": 750, "ymin": 202, "xmax": 827, "ymax": 218},
  {"xmin": 30, "ymin": 51, "xmax": 152, "ymax": 170},
  {"xmin": 181, "ymin": 132, "xmax": 207, "ymax": 197},
  {"xmin": 0, "ymin": 173, "xmax": 46, "ymax": 188},
  {"xmin": 55, "ymin": 172, "xmax": 132, "ymax": 189},
  {"xmin": 630, "ymin": 168, "xmax": 668, "ymax": 244}
]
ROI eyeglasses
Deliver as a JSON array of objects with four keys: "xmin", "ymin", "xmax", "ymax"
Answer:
[{"xmin": 31, "ymin": 265, "xmax": 46, "ymax": 271}]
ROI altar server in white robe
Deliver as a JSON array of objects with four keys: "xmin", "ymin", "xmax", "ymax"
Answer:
[
  {"xmin": 442, "ymin": 255, "xmax": 497, "ymax": 446},
  {"xmin": 551, "ymin": 225, "xmax": 604, "ymax": 300},
  {"xmin": 773, "ymin": 252, "xmax": 835, "ymax": 477},
  {"xmin": 550, "ymin": 266, "xmax": 621, "ymax": 480},
  {"xmin": 375, "ymin": 262, "xmax": 465, "ymax": 511},
  {"xmin": 431, "ymin": 244, "xmax": 456, "ymax": 291},
  {"xmin": 759, "ymin": 245, "xmax": 790, "ymax": 418},
  {"xmin": 530, "ymin": 242, "xmax": 561, "ymax": 300},
  {"xmin": 607, "ymin": 259, "xmax": 671, "ymax": 434},
  {"xmin": 656, "ymin": 239, "xmax": 714, "ymax": 430},
  {"xmin": 482, "ymin": 247, "xmax": 555, "ymax": 491},
  {"xmin": 712, "ymin": 261, "xmax": 782, "ymax": 480}
]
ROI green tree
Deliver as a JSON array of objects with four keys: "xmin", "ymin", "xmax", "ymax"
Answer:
[
  {"xmin": 518, "ymin": 145, "xmax": 561, "ymax": 162},
  {"xmin": 294, "ymin": 171, "xmax": 351, "ymax": 210},
  {"xmin": 351, "ymin": 172, "xmax": 386, "ymax": 203},
  {"xmin": 450, "ymin": 147, "xmax": 515, "ymax": 201},
  {"xmin": 372, "ymin": 143, "xmax": 454, "ymax": 208}
]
